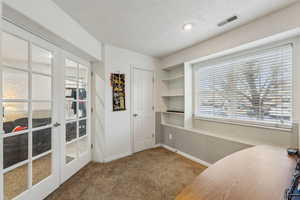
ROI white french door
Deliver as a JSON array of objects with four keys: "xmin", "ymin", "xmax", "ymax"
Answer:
[
  {"xmin": 60, "ymin": 52, "xmax": 91, "ymax": 183},
  {"xmin": 0, "ymin": 21, "xmax": 92, "ymax": 200},
  {"xmin": 0, "ymin": 21, "xmax": 60, "ymax": 200}
]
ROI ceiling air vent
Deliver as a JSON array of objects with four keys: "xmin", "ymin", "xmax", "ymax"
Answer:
[{"xmin": 217, "ymin": 15, "xmax": 238, "ymax": 27}]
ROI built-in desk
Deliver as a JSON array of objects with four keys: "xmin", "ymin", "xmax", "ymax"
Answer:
[{"xmin": 176, "ymin": 146, "xmax": 296, "ymax": 200}]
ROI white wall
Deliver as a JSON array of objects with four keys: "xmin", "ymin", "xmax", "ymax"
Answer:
[
  {"xmin": 3, "ymin": 0, "xmax": 102, "ymax": 61},
  {"xmin": 97, "ymin": 44, "xmax": 160, "ymax": 161},
  {"xmin": 91, "ymin": 60, "xmax": 106, "ymax": 162},
  {"xmin": 160, "ymin": 2, "xmax": 300, "ymax": 148}
]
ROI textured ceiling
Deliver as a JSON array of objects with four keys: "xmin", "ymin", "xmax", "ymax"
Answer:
[{"xmin": 52, "ymin": 0, "xmax": 298, "ymax": 57}]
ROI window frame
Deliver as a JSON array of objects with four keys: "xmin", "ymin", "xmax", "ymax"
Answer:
[{"xmin": 192, "ymin": 38, "xmax": 298, "ymax": 130}]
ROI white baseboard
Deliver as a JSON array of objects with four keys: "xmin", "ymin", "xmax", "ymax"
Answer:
[
  {"xmin": 160, "ymin": 144, "xmax": 176, "ymax": 152},
  {"xmin": 152, "ymin": 144, "xmax": 162, "ymax": 148},
  {"xmin": 160, "ymin": 144, "xmax": 212, "ymax": 167},
  {"xmin": 105, "ymin": 144, "xmax": 160, "ymax": 162},
  {"xmin": 104, "ymin": 152, "xmax": 132, "ymax": 163},
  {"xmin": 103, "ymin": 144, "xmax": 212, "ymax": 167}
]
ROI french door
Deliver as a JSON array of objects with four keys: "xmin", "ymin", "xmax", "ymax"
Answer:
[
  {"xmin": 0, "ymin": 21, "xmax": 60, "ymax": 200},
  {"xmin": 0, "ymin": 21, "xmax": 91, "ymax": 200},
  {"xmin": 60, "ymin": 53, "xmax": 91, "ymax": 183}
]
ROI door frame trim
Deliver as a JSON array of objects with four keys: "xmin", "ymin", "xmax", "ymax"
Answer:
[{"xmin": 130, "ymin": 66, "xmax": 156, "ymax": 154}]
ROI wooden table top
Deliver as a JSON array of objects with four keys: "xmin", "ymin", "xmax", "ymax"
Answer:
[{"xmin": 176, "ymin": 145, "xmax": 296, "ymax": 200}]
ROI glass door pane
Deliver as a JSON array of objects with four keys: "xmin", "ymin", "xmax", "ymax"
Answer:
[
  {"xmin": 32, "ymin": 154, "xmax": 52, "ymax": 185},
  {"xmin": 2, "ymin": 31, "xmax": 29, "ymax": 69},
  {"xmin": 3, "ymin": 102, "xmax": 28, "ymax": 134},
  {"xmin": 31, "ymin": 44, "xmax": 52, "ymax": 75},
  {"xmin": 66, "ymin": 142, "xmax": 77, "ymax": 164},
  {"xmin": 4, "ymin": 164, "xmax": 28, "ymax": 200},
  {"xmin": 2, "ymin": 68, "xmax": 28, "ymax": 100},
  {"xmin": 3, "ymin": 134, "xmax": 28, "ymax": 169}
]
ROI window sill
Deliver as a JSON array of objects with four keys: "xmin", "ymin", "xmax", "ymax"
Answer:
[{"xmin": 193, "ymin": 116, "xmax": 292, "ymax": 132}]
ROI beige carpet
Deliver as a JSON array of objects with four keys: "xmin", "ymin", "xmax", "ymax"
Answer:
[{"xmin": 46, "ymin": 147, "xmax": 206, "ymax": 200}]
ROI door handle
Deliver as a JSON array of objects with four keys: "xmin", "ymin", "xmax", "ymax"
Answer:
[
  {"xmin": 133, "ymin": 114, "xmax": 138, "ymax": 117},
  {"xmin": 53, "ymin": 122, "xmax": 61, "ymax": 127}
]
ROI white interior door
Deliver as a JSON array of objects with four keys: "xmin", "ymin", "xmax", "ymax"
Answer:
[
  {"xmin": 0, "ymin": 21, "xmax": 60, "ymax": 200},
  {"xmin": 60, "ymin": 53, "xmax": 91, "ymax": 183},
  {"xmin": 132, "ymin": 68, "xmax": 155, "ymax": 153}
]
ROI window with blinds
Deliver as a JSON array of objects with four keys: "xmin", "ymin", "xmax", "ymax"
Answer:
[{"xmin": 194, "ymin": 44, "xmax": 293, "ymax": 128}]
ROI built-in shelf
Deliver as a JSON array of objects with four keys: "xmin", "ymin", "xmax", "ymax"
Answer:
[
  {"xmin": 161, "ymin": 74, "xmax": 184, "ymax": 81},
  {"xmin": 161, "ymin": 62, "xmax": 185, "ymax": 128},
  {"xmin": 162, "ymin": 94, "xmax": 184, "ymax": 97},
  {"xmin": 162, "ymin": 111, "xmax": 184, "ymax": 116},
  {"xmin": 162, "ymin": 63, "xmax": 184, "ymax": 71},
  {"xmin": 161, "ymin": 122, "xmax": 183, "ymax": 129}
]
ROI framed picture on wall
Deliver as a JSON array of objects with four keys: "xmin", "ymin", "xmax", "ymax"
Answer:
[{"xmin": 111, "ymin": 73, "xmax": 126, "ymax": 111}]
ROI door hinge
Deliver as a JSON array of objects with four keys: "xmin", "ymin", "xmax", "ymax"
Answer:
[
  {"xmin": 152, "ymin": 77, "xmax": 154, "ymax": 83},
  {"xmin": 91, "ymin": 144, "xmax": 94, "ymax": 149},
  {"xmin": 91, "ymin": 107, "xmax": 94, "ymax": 113},
  {"xmin": 152, "ymin": 106, "xmax": 155, "ymax": 111},
  {"xmin": 91, "ymin": 72, "xmax": 94, "ymax": 77}
]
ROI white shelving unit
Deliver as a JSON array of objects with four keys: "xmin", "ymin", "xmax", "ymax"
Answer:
[
  {"xmin": 162, "ymin": 111, "xmax": 184, "ymax": 115},
  {"xmin": 161, "ymin": 93, "xmax": 184, "ymax": 97},
  {"xmin": 161, "ymin": 74, "xmax": 184, "ymax": 81},
  {"xmin": 161, "ymin": 63, "xmax": 185, "ymax": 127}
]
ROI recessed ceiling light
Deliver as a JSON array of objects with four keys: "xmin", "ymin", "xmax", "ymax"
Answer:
[{"xmin": 183, "ymin": 23, "xmax": 193, "ymax": 31}]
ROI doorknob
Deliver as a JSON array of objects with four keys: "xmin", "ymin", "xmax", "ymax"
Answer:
[
  {"xmin": 53, "ymin": 122, "xmax": 61, "ymax": 127},
  {"xmin": 133, "ymin": 114, "xmax": 138, "ymax": 117}
]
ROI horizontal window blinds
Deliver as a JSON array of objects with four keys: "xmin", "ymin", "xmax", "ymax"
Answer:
[{"xmin": 194, "ymin": 44, "xmax": 293, "ymax": 128}]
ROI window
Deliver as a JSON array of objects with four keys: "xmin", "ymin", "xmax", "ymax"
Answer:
[{"xmin": 194, "ymin": 44, "xmax": 293, "ymax": 128}]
